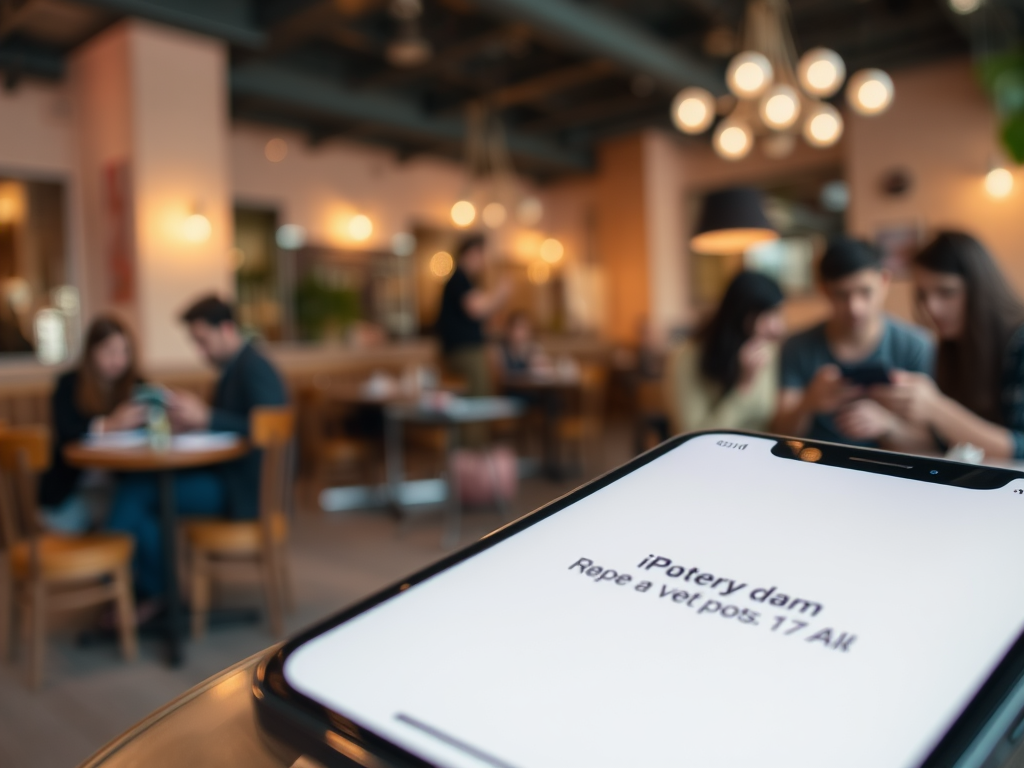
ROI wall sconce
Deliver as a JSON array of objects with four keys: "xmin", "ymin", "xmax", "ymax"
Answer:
[
  {"xmin": 181, "ymin": 206, "xmax": 212, "ymax": 244},
  {"xmin": 348, "ymin": 214, "xmax": 373, "ymax": 241},
  {"xmin": 986, "ymin": 167, "xmax": 1014, "ymax": 199}
]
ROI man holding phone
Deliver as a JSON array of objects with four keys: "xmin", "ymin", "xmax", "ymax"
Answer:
[{"xmin": 773, "ymin": 238, "xmax": 933, "ymax": 447}]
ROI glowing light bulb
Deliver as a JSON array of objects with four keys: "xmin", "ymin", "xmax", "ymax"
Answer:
[
  {"xmin": 671, "ymin": 87, "xmax": 716, "ymax": 134},
  {"xmin": 713, "ymin": 119, "xmax": 753, "ymax": 161},
  {"xmin": 847, "ymin": 69, "xmax": 894, "ymax": 116},
  {"xmin": 265, "ymin": 138, "xmax": 288, "ymax": 162},
  {"xmin": 759, "ymin": 84, "xmax": 801, "ymax": 130},
  {"xmin": 451, "ymin": 200, "xmax": 476, "ymax": 227},
  {"xmin": 797, "ymin": 48, "xmax": 846, "ymax": 98},
  {"xmin": 726, "ymin": 51, "xmax": 773, "ymax": 98},
  {"xmin": 539, "ymin": 238, "xmax": 564, "ymax": 264},
  {"xmin": 986, "ymin": 167, "xmax": 1014, "ymax": 198},
  {"xmin": 347, "ymin": 214, "xmax": 373, "ymax": 241},
  {"xmin": 181, "ymin": 213, "xmax": 212, "ymax": 243},
  {"xmin": 482, "ymin": 202, "xmax": 507, "ymax": 228},
  {"xmin": 430, "ymin": 251, "xmax": 454, "ymax": 277},
  {"xmin": 803, "ymin": 103, "xmax": 844, "ymax": 147},
  {"xmin": 949, "ymin": 0, "xmax": 982, "ymax": 14}
]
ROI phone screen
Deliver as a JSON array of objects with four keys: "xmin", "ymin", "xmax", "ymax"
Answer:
[{"xmin": 281, "ymin": 434, "xmax": 1024, "ymax": 768}]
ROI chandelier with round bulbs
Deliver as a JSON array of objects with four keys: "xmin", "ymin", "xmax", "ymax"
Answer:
[{"xmin": 671, "ymin": 0, "xmax": 894, "ymax": 161}]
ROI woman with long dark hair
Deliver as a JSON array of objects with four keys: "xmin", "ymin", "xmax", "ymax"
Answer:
[
  {"xmin": 39, "ymin": 315, "xmax": 146, "ymax": 531},
  {"xmin": 872, "ymin": 231, "xmax": 1024, "ymax": 458},
  {"xmin": 664, "ymin": 271, "xmax": 785, "ymax": 434}
]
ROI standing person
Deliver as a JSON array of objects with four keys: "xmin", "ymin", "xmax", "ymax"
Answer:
[
  {"xmin": 664, "ymin": 272, "xmax": 785, "ymax": 434},
  {"xmin": 39, "ymin": 316, "xmax": 147, "ymax": 532},
  {"xmin": 106, "ymin": 296, "xmax": 287, "ymax": 607},
  {"xmin": 772, "ymin": 237, "xmax": 933, "ymax": 446},
  {"xmin": 435, "ymin": 236, "xmax": 512, "ymax": 397},
  {"xmin": 868, "ymin": 232, "xmax": 1024, "ymax": 458}
]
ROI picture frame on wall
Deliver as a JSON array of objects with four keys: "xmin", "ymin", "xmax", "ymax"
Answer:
[{"xmin": 876, "ymin": 221, "xmax": 922, "ymax": 279}]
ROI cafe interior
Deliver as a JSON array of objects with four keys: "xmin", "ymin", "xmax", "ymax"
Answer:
[{"xmin": 1, "ymin": 0, "xmax": 1023, "ymax": 765}]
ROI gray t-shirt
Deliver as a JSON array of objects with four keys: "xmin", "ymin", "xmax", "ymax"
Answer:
[{"xmin": 780, "ymin": 318, "xmax": 934, "ymax": 446}]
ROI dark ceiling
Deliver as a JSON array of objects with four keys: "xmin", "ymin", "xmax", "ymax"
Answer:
[{"xmin": 0, "ymin": 0, "xmax": 998, "ymax": 178}]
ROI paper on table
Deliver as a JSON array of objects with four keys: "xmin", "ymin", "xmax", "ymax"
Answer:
[
  {"xmin": 171, "ymin": 432, "xmax": 242, "ymax": 451},
  {"xmin": 82, "ymin": 430, "xmax": 149, "ymax": 449}
]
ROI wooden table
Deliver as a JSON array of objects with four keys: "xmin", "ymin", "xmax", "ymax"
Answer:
[
  {"xmin": 64, "ymin": 434, "xmax": 248, "ymax": 666},
  {"xmin": 385, "ymin": 396, "xmax": 525, "ymax": 547}
]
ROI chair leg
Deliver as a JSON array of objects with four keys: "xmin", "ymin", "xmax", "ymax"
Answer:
[
  {"xmin": 261, "ymin": 548, "xmax": 284, "ymax": 637},
  {"xmin": 0, "ymin": 562, "xmax": 11, "ymax": 663},
  {"xmin": 113, "ymin": 566, "xmax": 138, "ymax": 662},
  {"xmin": 190, "ymin": 550, "xmax": 211, "ymax": 641},
  {"xmin": 277, "ymin": 545, "xmax": 294, "ymax": 615},
  {"xmin": 25, "ymin": 581, "xmax": 45, "ymax": 689}
]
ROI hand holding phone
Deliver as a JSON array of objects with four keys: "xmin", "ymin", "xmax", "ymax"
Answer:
[{"xmin": 841, "ymin": 363, "xmax": 893, "ymax": 387}]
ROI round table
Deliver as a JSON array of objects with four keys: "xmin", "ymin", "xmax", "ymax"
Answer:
[
  {"xmin": 79, "ymin": 649, "xmax": 296, "ymax": 768},
  {"xmin": 65, "ymin": 435, "xmax": 249, "ymax": 666}
]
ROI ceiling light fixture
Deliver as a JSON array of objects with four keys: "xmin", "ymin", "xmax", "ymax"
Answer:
[{"xmin": 669, "ymin": 0, "xmax": 892, "ymax": 161}]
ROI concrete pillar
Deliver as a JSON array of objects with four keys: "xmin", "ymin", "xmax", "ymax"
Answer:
[{"xmin": 70, "ymin": 20, "xmax": 232, "ymax": 368}]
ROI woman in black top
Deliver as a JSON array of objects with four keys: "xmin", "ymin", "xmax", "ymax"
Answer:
[{"xmin": 39, "ymin": 316, "xmax": 146, "ymax": 531}]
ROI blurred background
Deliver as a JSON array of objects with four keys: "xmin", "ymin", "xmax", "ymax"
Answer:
[{"xmin": 0, "ymin": 0, "xmax": 1023, "ymax": 765}]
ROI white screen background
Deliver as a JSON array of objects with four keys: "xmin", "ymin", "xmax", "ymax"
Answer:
[{"xmin": 285, "ymin": 434, "xmax": 1024, "ymax": 768}]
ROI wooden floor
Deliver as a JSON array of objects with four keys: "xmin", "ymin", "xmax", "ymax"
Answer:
[{"xmin": 0, "ymin": 427, "xmax": 636, "ymax": 768}]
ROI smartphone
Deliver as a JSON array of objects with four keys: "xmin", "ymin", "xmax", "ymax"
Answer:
[
  {"xmin": 253, "ymin": 432, "xmax": 1024, "ymax": 768},
  {"xmin": 842, "ymin": 363, "xmax": 892, "ymax": 386}
]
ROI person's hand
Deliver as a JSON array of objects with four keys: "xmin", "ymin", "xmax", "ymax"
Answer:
[
  {"xmin": 166, "ymin": 390, "xmax": 211, "ymax": 432},
  {"xmin": 869, "ymin": 370, "xmax": 940, "ymax": 426},
  {"xmin": 802, "ymin": 364, "xmax": 862, "ymax": 415},
  {"xmin": 737, "ymin": 338, "xmax": 771, "ymax": 390},
  {"xmin": 834, "ymin": 399, "xmax": 898, "ymax": 441},
  {"xmin": 103, "ymin": 402, "xmax": 147, "ymax": 432}
]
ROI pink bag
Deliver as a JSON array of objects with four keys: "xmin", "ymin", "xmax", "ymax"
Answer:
[{"xmin": 451, "ymin": 446, "xmax": 518, "ymax": 507}]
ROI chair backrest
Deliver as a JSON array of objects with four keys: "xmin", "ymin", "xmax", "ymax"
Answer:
[
  {"xmin": 0, "ymin": 426, "xmax": 49, "ymax": 566},
  {"xmin": 251, "ymin": 406, "xmax": 295, "ymax": 526}
]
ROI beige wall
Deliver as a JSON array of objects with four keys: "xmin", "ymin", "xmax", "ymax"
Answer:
[
  {"xmin": 70, "ymin": 21, "xmax": 233, "ymax": 368},
  {"xmin": 846, "ymin": 56, "xmax": 1024, "ymax": 319}
]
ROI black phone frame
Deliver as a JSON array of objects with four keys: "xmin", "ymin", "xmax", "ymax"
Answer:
[{"xmin": 253, "ymin": 430, "xmax": 1024, "ymax": 768}]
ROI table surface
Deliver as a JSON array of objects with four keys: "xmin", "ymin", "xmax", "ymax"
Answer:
[
  {"xmin": 64, "ymin": 433, "xmax": 249, "ymax": 472},
  {"xmin": 79, "ymin": 650, "xmax": 297, "ymax": 768},
  {"xmin": 386, "ymin": 395, "xmax": 525, "ymax": 424}
]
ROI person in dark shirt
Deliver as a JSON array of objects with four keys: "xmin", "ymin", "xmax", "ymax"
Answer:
[
  {"xmin": 870, "ymin": 232, "xmax": 1024, "ymax": 458},
  {"xmin": 40, "ymin": 316, "xmax": 147, "ymax": 531},
  {"xmin": 773, "ymin": 237, "xmax": 933, "ymax": 447},
  {"xmin": 106, "ymin": 296, "xmax": 287, "ymax": 605},
  {"xmin": 435, "ymin": 235, "xmax": 512, "ymax": 397}
]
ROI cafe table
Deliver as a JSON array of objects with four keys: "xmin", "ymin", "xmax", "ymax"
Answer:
[
  {"xmin": 501, "ymin": 368, "xmax": 581, "ymax": 479},
  {"xmin": 64, "ymin": 431, "xmax": 248, "ymax": 666}
]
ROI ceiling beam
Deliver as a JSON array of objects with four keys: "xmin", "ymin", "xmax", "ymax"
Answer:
[
  {"xmin": 75, "ymin": 0, "xmax": 266, "ymax": 48},
  {"xmin": 230, "ymin": 61, "xmax": 592, "ymax": 172},
  {"xmin": 472, "ymin": 0, "xmax": 725, "ymax": 94},
  {"xmin": 486, "ymin": 58, "xmax": 616, "ymax": 109},
  {"xmin": 0, "ymin": 38, "xmax": 63, "ymax": 79}
]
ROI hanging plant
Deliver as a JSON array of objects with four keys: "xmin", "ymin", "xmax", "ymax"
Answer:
[{"xmin": 978, "ymin": 52, "xmax": 1024, "ymax": 163}]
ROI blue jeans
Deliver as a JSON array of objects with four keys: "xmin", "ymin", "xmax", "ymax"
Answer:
[{"xmin": 106, "ymin": 470, "xmax": 227, "ymax": 598}]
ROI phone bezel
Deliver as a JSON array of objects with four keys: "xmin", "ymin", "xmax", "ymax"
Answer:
[{"xmin": 253, "ymin": 430, "xmax": 1024, "ymax": 768}]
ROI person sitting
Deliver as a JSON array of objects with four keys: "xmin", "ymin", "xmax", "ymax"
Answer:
[
  {"xmin": 865, "ymin": 232, "xmax": 1024, "ymax": 459},
  {"xmin": 498, "ymin": 311, "xmax": 550, "ymax": 376},
  {"xmin": 772, "ymin": 237, "xmax": 933, "ymax": 447},
  {"xmin": 39, "ymin": 316, "xmax": 147, "ymax": 533},
  {"xmin": 106, "ymin": 296, "xmax": 287, "ymax": 608},
  {"xmin": 665, "ymin": 271, "xmax": 785, "ymax": 434}
]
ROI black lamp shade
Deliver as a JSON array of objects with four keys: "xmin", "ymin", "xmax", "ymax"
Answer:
[{"xmin": 690, "ymin": 187, "xmax": 778, "ymax": 256}]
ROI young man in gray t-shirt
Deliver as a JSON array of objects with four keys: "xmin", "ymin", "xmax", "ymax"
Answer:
[{"xmin": 773, "ymin": 238, "xmax": 934, "ymax": 447}]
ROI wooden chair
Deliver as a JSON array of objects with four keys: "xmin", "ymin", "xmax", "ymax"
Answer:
[
  {"xmin": 184, "ymin": 406, "xmax": 295, "ymax": 639},
  {"xmin": 0, "ymin": 426, "xmax": 137, "ymax": 688}
]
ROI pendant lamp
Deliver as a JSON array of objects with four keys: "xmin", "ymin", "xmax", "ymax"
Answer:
[{"xmin": 690, "ymin": 188, "xmax": 778, "ymax": 255}]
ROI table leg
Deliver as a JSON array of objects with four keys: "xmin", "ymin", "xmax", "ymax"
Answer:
[
  {"xmin": 442, "ymin": 424, "xmax": 461, "ymax": 549},
  {"xmin": 157, "ymin": 471, "xmax": 184, "ymax": 667},
  {"xmin": 542, "ymin": 390, "xmax": 564, "ymax": 480},
  {"xmin": 385, "ymin": 413, "xmax": 404, "ymax": 510}
]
